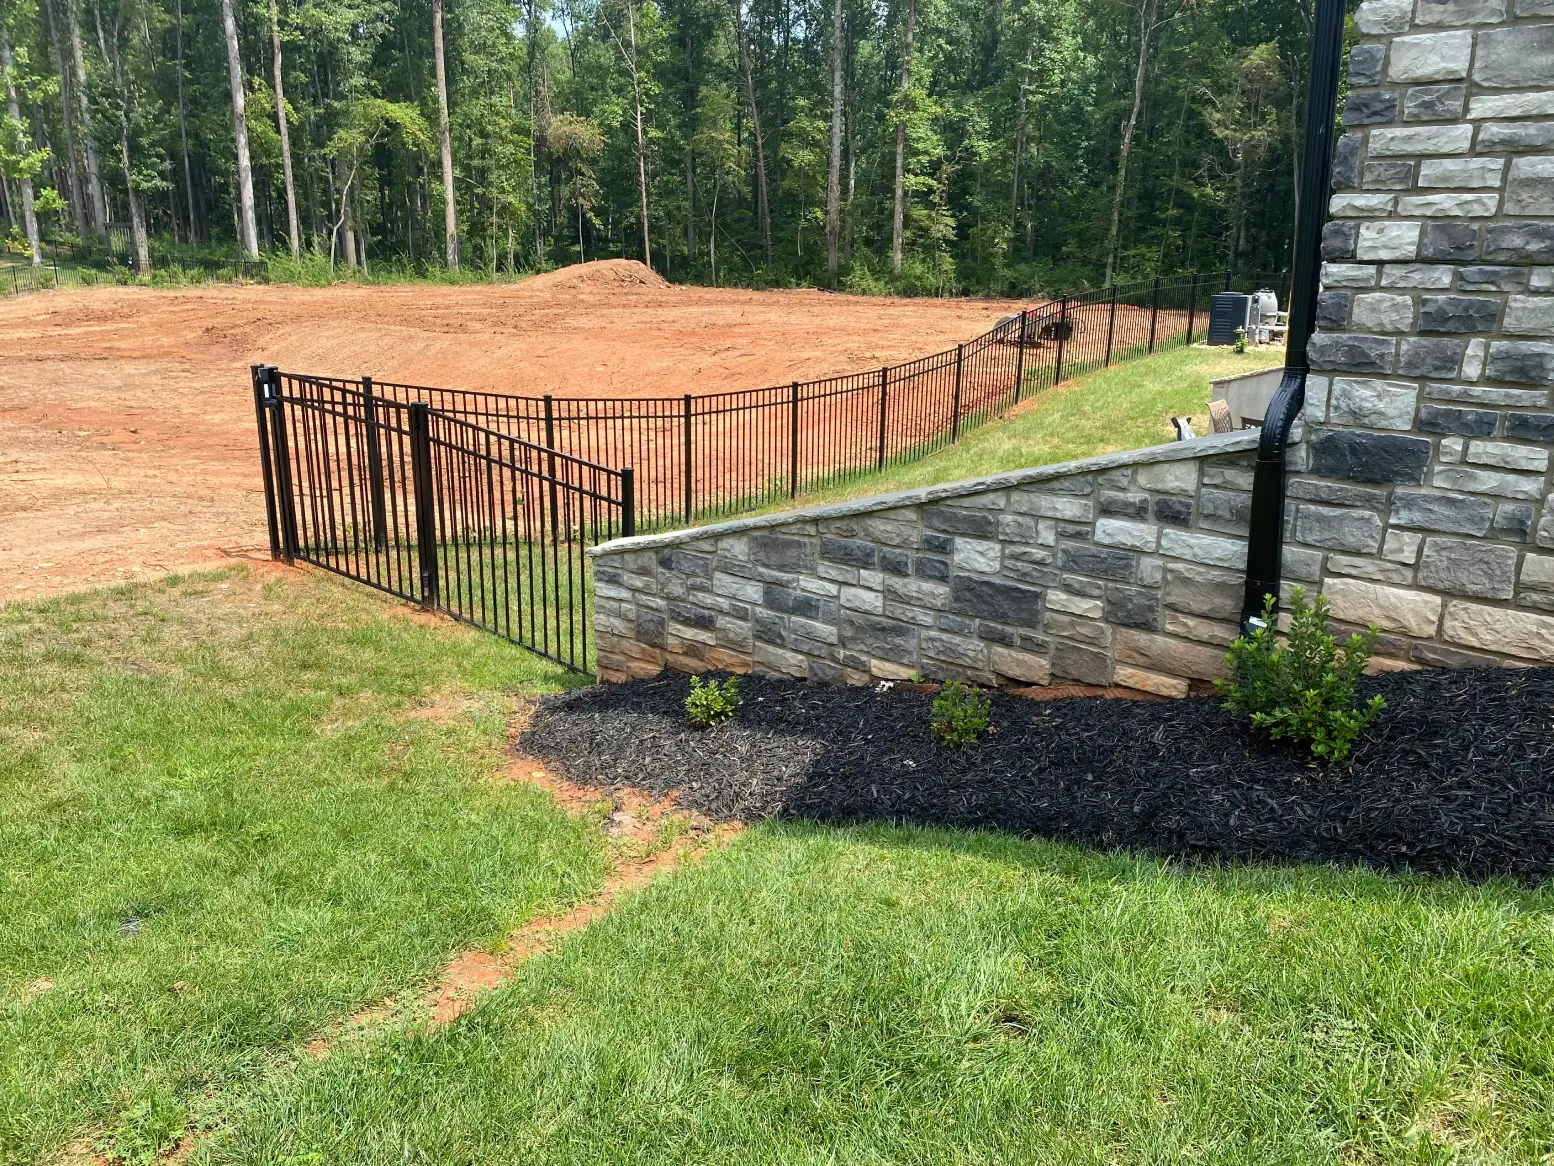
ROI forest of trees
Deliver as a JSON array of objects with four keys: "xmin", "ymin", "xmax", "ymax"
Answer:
[{"xmin": 0, "ymin": 0, "xmax": 1339, "ymax": 294}]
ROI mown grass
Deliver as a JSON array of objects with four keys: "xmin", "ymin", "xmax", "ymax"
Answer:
[
  {"xmin": 0, "ymin": 566, "xmax": 603, "ymax": 1165},
  {"xmin": 208, "ymin": 823, "xmax": 1554, "ymax": 1164},
  {"xmin": 770, "ymin": 344, "xmax": 1281, "ymax": 514}
]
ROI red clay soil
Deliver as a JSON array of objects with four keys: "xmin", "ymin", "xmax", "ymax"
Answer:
[{"xmin": 0, "ymin": 261, "xmax": 1019, "ymax": 600}]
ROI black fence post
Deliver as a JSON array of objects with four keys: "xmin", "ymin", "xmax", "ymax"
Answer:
[
  {"xmin": 789, "ymin": 380, "xmax": 801, "ymax": 497},
  {"xmin": 251, "ymin": 364, "xmax": 281, "ymax": 559},
  {"xmin": 1054, "ymin": 296, "xmax": 1070, "ymax": 385},
  {"xmin": 1147, "ymin": 276, "xmax": 1162, "ymax": 354},
  {"xmin": 543, "ymin": 394, "xmax": 561, "ymax": 540},
  {"xmin": 876, "ymin": 366, "xmax": 889, "ymax": 470},
  {"xmin": 951, "ymin": 343, "xmax": 964, "ymax": 442},
  {"xmin": 682, "ymin": 394, "xmax": 693, "ymax": 524},
  {"xmin": 1012, "ymin": 310, "xmax": 1028, "ymax": 404},
  {"xmin": 1186, "ymin": 272, "xmax": 1200, "ymax": 345},
  {"xmin": 265, "ymin": 367, "xmax": 299, "ymax": 564},
  {"xmin": 361, "ymin": 374, "xmax": 389, "ymax": 551},
  {"xmin": 1104, "ymin": 286, "xmax": 1118, "ymax": 367},
  {"xmin": 408, "ymin": 401, "xmax": 439, "ymax": 609},
  {"xmin": 620, "ymin": 466, "xmax": 635, "ymax": 539},
  {"xmin": 1223, "ymin": 268, "xmax": 1233, "ymax": 292}
]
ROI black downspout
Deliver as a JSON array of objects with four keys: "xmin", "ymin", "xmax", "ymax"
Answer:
[{"xmin": 1239, "ymin": 0, "xmax": 1346, "ymax": 636}]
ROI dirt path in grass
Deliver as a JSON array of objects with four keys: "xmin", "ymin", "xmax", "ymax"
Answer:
[{"xmin": 0, "ymin": 262, "xmax": 1018, "ymax": 602}]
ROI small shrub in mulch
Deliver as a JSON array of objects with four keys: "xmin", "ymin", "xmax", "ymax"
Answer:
[{"xmin": 521, "ymin": 667, "xmax": 1554, "ymax": 880}]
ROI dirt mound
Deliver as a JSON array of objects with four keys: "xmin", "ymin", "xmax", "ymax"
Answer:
[{"xmin": 516, "ymin": 258, "xmax": 670, "ymax": 295}]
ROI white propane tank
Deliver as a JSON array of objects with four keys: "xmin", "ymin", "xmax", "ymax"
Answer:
[{"xmin": 1250, "ymin": 289, "xmax": 1279, "ymax": 343}]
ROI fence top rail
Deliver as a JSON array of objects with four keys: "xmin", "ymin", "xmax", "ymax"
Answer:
[
  {"xmin": 271, "ymin": 267, "xmax": 1286, "ymax": 416},
  {"xmin": 276, "ymin": 371, "xmax": 630, "ymax": 485}
]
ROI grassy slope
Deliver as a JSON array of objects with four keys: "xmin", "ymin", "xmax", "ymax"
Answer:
[
  {"xmin": 771, "ymin": 344, "xmax": 1281, "ymax": 514},
  {"xmin": 0, "ymin": 567, "xmax": 601, "ymax": 1165},
  {"xmin": 212, "ymin": 824, "xmax": 1554, "ymax": 1164}
]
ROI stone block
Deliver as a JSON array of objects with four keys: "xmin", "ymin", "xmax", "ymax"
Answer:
[
  {"xmin": 750, "ymin": 534, "xmax": 814, "ymax": 573},
  {"xmin": 1431, "ymin": 465, "xmax": 1546, "ymax": 499},
  {"xmin": 1470, "ymin": 91, "xmax": 1554, "ymax": 118},
  {"xmin": 1492, "ymin": 503, "xmax": 1535, "ymax": 539},
  {"xmin": 1426, "ymin": 381, "xmax": 1546, "ymax": 406},
  {"xmin": 1506, "ymin": 156, "xmax": 1554, "ymax": 216},
  {"xmin": 790, "ymin": 615, "xmax": 840, "ymax": 646},
  {"xmin": 1521, "ymin": 554, "xmax": 1554, "ymax": 592},
  {"xmin": 1321, "ymin": 263, "xmax": 1380, "ymax": 288},
  {"xmin": 922, "ymin": 506, "xmax": 999, "ymax": 537},
  {"xmin": 1350, "ymin": 294, "xmax": 1416, "ymax": 333},
  {"xmin": 1356, "ymin": 0, "xmax": 1412, "ymax": 31},
  {"xmin": 840, "ymin": 612, "xmax": 917, "ymax": 663},
  {"xmin": 1308, "ymin": 333, "xmax": 1396, "ymax": 373},
  {"xmin": 953, "ymin": 538, "xmax": 1002, "ymax": 574},
  {"xmin": 1345, "ymin": 90, "xmax": 1401, "ymax": 125},
  {"xmin": 1324, "ymin": 577, "xmax": 1443, "ymax": 636},
  {"xmin": 1335, "ymin": 133, "xmax": 1362, "ymax": 189},
  {"xmin": 1411, "ymin": 641, "xmax": 1499, "ymax": 668},
  {"xmin": 1046, "ymin": 590, "xmax": 1104, "ymax": 618},
  {"xmin": 1418, "ymin": 538, "xmax": 1518, "ymax": 599},
  {"xmin": 1398, "ymin": 193, "xmax": 1499, "ymax": 217},
  {"xmin": 1098, "ymin": 490, "xmax": 1150, "ymax": 518},
  {"xmin": 987, "ymin": 645, "xmax": 1052, "ymax": 685},
  {"xmin": 1135, "ymin": 461, "xmax": 1198, "ymax": 495},
  {"xmin": 840, "ymin": 585, "xmax": 883, "ymax": 614},
  {"xmin": 1327, "ymin": 555, "xmax": 1416, "ymax": 584},
  {"xmin": 1389, "ymin": 488, "xmax": 1495, "ymax": 534},
  {"xmin": 1478, "ymin": 122, "xmax": 1554, "ymax": 152},
  {"xmin": 1153, "ymin": 498, "xmax": 1194, "ymax": 527},
  {"xmin": 1535, "ymin": 268, "xmax": 1554, "ymax": 292},
  {"xmin": 752, "ymin": 642, "xmax": 813, "ymax": 678},
  {"xmin": 1418, "ymin": 157, "xmax": 1505, "ymax": 189},
  {"xmin": 1009, "ymin": 491, "xmax": 1093, "ymax": 522},
  {"xmin": 1294, "ymin": 504, "xmax": 1384, "ymax": 552},
  {"xmin": 950, "ymin": 575, "xmax": 1044, "ymax": 626},
  {"xmin": 1504, "ymin": 296, "xmax": 1554, "ymax": 337},
  {"xmin": 1058, "ymin": 544, "xmax": 1138, "ymax": 582},
  {"xmin": 1115, "ymin": 630, "xmax": 1228, "ymax": 681},
  {"xmin": 1405, "ymin": 84, "xmax": 1466, "ymax": 121},
  {"xmin": 1321, "ymin": 220, "xmax": 1360, "ymax": 260},
  {"xmin": 883, "ymin": 576, "xmax": 951, "ymax": 609},
  {"xmin": 1093, "ymin": 518, "xmax": 1159, "ymax": 551},
  {"xmin": 1417, "ymin": 403, "xmax": 1499, "ymax": 435},
  {"xmin": 1163, "ymin": 612, "xmax": 1241, "ymax": 647},
  {"xmin": 1288, "ymin": 479, "xmax": 1389, "ymax": 508},
  {"xmin": 1328, "ymin": 377, "xmax": 1419, "ymax": 428},
  {"xmin": 819, "ymin": 535, "xmax": 877, "ymax": 568},
  {"xmin": 920, "ymin": 630, "xmax": 987, "ymax": 669},
  {"xmin": 1316, "ymin": 292, "xmax": 1351, "ymax": 330},
  {"xmin": 1487, "ymin": 342, "xmax": 1554, "ymax": 386},
  {"xmin": 1365, "ymin": 161, "xmax": 1418, "ymax": 190},
  {"xmin": 1443, "ymin": 601, "xmax": 1554, "ymax": 661},
  {"xmin": 1381, "ymin": 263, "xmax": 1454, "ymax": 289},
  {"xmin": 1399, "ymin": 338, "xmax": 1464, "ymax": 379},
  {"xmin": 1104, "ymin": 584, "xmax": 1161, "ymax": 630},
  {"xmin": 1331, "ymin": 193, "xmax": 1398, "ymax": 217},
  {"xmin": 1110, "ymin": 666, "xmax": 1188, "ymax": 698},
  {"xmin": 1046, "ymin": 614, "xmax": 1111, "ymax": 648},
  {"xmin": 1285, "ymin": 545, "xmax": 1326, "ymax": 582},
  {"xmin": 1383, "ymin": 529, "xmax": 1424, "ymax": 562},
  {"xmin": 1158, "ymin": 530, "xmax": 1248, "ymax": 569},
  {"xmin": 1505, "ymin": 412, "xmax": 1554, "ymax": 442},
  {"xmin": 1050, "ymin": 641, "xmax": 1113, "ymax": 686},
  {"xmin": 1310, "ymin": 430, "xmax": 1432, "ymax": 484},
  {"xmin": 1474, "ymin": 24, "xmax": 1554, "ymax": 88},
  {"xmin": 1414, "ymin": 0, "xmax": 1506, "ymax": 20},
  {"xmin": 1483, "ymin": 223, "xmax": 1554, "ymax": 264},
  {"xmin": 1350, "ymin": 43, "xmax": 1385, "ymax": 86},
  {"xmin": 1163, "ymin": 562, "xmax": 1244, "ymax": 621},
  {"xmin": 1422, "ymin": 222, "xmax": 1479, "ymax": 260},
  {"xmin": 1198, "ymin": 488, "xmax": 1252, "ymax": 534},
  {"xmin": 1466, "ymin": 440, "xmax": 1550, "ymax": 472},
  {"xmin": 1457, "ymin": 266, "xmax": 1529, "ymax": 292},
  {"xmin": 1419, "ymin": 295, "xmax": 1501, "ymax": 333},
  {"xmin": 1386, "ymin": 33, "xmax": 1473, "ymax": 83}
]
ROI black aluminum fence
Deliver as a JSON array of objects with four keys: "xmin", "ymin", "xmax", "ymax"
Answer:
[
  {"xmin": 253, "ymin": 267, "xmax": 1284, "ymax": 668},
  {"xmin": 251, "ymin": 365, "xmax": 634, "ymax": 671}
]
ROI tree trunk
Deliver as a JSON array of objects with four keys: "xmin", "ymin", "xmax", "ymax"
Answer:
[
  {"xmin": 1, "ymin": 23, "xmax": 41, "ymax": 264},
  {"xmin": 432, "ymin": 0, "xmax": 459, "ymax": 269},
  {"xmin": 729, "ymin": 0, "xmax": 771, "ymax": 265},
  {"xmin": 268, "ymin": 0, "xmax": 300, "ymax": 258},
  {"xmin": 97, "ymin": 1, "xmax": 148, "ymax": 274},
  {"xmin": 890, "ymin": 0, "xmax": 917, "ymax": 277},
  {"xmin": 683, "ymin": 27, "xmax": 695, "ymax": 261},
  {"xmin": 626, "ymin": 1, "xmax": 650, "ymax": 268},
  {"xmin": 65, "ymin": 0, "xmax": 106, "ymax": 242},
  {"xmin": 824, "ymin": 0, "xmax": 842, "ymax": 279},
  {"xmin": 1104, "ymin": 0, "xmax": 1157, "ymax": 287},
  {"xmin": 42, "ymin": 0, "xmax": 87, "ymax": 237},
  {"xmin": 1010, "ymin": 44, "xmax": 1031, "ymax": 248},
  {"xmin": 219, "ymin": 0, "xmax": 260, "ymax": 257}
]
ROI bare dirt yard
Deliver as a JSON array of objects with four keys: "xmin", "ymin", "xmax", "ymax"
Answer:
[{"xmin": 1, "ymin": 260, "xmax": 1019, "ymax": 600}]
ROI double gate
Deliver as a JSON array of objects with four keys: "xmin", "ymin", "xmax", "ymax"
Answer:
[{"xmin": 251, "ymin": 365, "xmax": 634, "ymax": 671}]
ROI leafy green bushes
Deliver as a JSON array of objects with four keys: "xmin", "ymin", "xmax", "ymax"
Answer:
[
  {"xmin": 685, "ymin": 675, "xmax": 742, "ymax": 728},
  {"xmin": 930, "ymin": 680, "xmax": 992, "ymax": 747},
  {"xmin": 1218, "ymin": 588, "xmax": 1385, "ymax": 765}
]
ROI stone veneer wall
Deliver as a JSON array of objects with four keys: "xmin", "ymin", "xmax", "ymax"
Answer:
[
  {"xmin": 1299, "ymin": 0, "xmax": 1554, "ymax": 666},
  {"xmin": 591, "ymin": 435, "xmax": 1271, "ymax": 693}
]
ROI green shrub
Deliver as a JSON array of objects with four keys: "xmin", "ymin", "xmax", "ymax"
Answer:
[
  {"xmin": 1217, "ymin": 587, "xmax": 1385, "ymax": 765},
  {"xmin": 930, "ymin": 679, "xmax": 992, "ymax": 747},
  {"xmin": 685, "ymin": 675, "xmax": 741, "ymax": 728}
]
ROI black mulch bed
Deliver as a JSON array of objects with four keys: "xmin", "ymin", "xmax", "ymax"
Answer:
[{"xmin": 522, "ymin": 667, "xmax": 1554, "ymax": 880}]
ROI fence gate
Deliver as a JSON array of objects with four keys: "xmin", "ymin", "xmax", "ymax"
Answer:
[{"xmin": 251, "ymin": 365, "xmax": 634, "ymax": 672}]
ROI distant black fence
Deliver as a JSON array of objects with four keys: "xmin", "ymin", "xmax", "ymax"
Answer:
[
  {"xmin": 253, "ymin": 267, "xmax": 1285, "ymax": 669},
  {"xmin": 251, "ymin": 366, "xmax": 634, "ymax": 671}
]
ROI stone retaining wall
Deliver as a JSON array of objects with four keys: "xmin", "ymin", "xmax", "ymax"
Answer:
[{"xmin": 590, "ymin": 435, "xmax": 1267, "ymax": 693}]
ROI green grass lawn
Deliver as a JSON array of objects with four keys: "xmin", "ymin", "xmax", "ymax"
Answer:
[
  {"xmin": 0, "ymin": 567, "xmax": 603, "ymax": 1165},
  {"xmin": 774, "ymin": 344, "xmax": 1281, "ymax": 513},
  {"xmin": 208, "ymin": 825, "xmax": 1554, "ymax": 1164}
]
